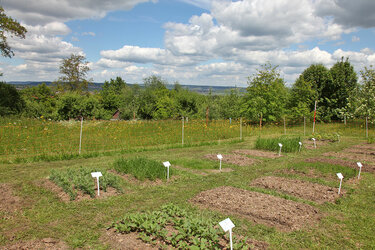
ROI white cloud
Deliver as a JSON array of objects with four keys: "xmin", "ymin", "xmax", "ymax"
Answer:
[
  {"xmin": 82, "ymin": 32, "xmax": 96, "ymax": 36},
  {"xmin": 352, "ymin": 36, "xmax": 360, "ymax": 42}
]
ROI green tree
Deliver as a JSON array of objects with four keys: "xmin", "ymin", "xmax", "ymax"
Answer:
[
  {"xmin": 351, "ymin": 66, "xmax": 375, "ymax": 120},
  {"xmin": 101, "ymin": 76, "xmax": 127, "ymax": 112},
  {"xmin": 0, "ymin": 81, "xmax": 24, "ymax": 116},
  {"xmin": 21, "ymin": 83, "xmax": 56, "ymax": 118},
  {"xmin": 218, "ymin": 88, "xmax": 242, "ymax": 119},
  {"xmin": 287, "ymin": 77, "xmax": 316, "ymax": 120},
  {"xmin": 0, "ymin": 6, "xmax": 27, "ymax": 58},
  {"xmin": 329, "ymin": 57, "xmax": 358, "ymax": 120},
  {"xmin": 55, "ymin": 54, "xmax": 92, "ymax": 92},
  {"xmin": 241, "ymin": 63, "xmax": 288, "ymax": 122}
]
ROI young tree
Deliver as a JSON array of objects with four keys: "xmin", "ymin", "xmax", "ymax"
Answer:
[
  {"xmin": 352, "ymin": 66, "xmax": 375, "ymax": 120},
  {"xmin": 0, "ymin": 6, "xmax": 27, "ymax": 58},
  {"xmin": 241, "ymin": 63, "xmax": 288, "ymax": 122},
  {"xmin": 287, "ymin": 77, "xmax": 316, "ymax": 120},
  {"xmin": 0, "ymin": 81, "xmax": 24, "ymax": 116},
  {"xmin": 55, "ymin": 54, "xmax": 92, "ymax": 92},
  {"xmin": 101, "ymin": 76, "xmax": 127, "ymax": 112}
]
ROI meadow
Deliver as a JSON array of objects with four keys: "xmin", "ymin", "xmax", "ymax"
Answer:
[{"xmin": 0, "ymin": 118, "xmax": 375, "ymax": 249}]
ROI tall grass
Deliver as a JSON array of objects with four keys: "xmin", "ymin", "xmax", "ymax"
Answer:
[
  {"xmin": 113, "ymin": 157, "xmax": 171, "ymax": 181},
  {"xmin": 255, "ymin": 136, "xmax": 302, "ymax": 153}
]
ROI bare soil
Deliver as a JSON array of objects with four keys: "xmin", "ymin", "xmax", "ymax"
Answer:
[
  {"xmin": 321, "ymin": 154, "xmax": 375, "ymax": 172},
  {"xmin": 204, "ymin": 154, "xmax": 258, "ymax": 167},
  {"xmin": 0, "ymin": 238, "xmax": 68, "ymax": 250},
  {"xmin": 232, "ymin": 149, "xmax": 281, "ymax": 159},
  {"xmin": 304, "ymin": 139, "xmax": 329, "ymax": 149},
  {"xmin": 110, "ymin": 170, "xmax": 178, "ymax": 186},
  {"xmin": 39, "ymin": 179, "xmax": 120, "ymax": 202},
  {"xmin": 191, "ymin": 186, "xmax": 320, "ymax": 231},
  {"xmin": 277, "ymin": 167, "xmax": 337, "ymax": 181},
  {"xmin": 250, "ymin": 176, "xmax": 342, "ymax": 204},
  {"xmin": 0, "ymin": 184, "xmax": 24, "ymax": 213}
]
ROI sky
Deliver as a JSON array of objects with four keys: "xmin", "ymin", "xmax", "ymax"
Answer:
[{"xmin": 1, "ymin": 0, "xmax": 375, "ymax": 87}]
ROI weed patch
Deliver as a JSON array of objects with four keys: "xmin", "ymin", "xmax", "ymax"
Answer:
[{"xmin": 255, "ymin": 136, "xmax": 302, "ymax": 153}]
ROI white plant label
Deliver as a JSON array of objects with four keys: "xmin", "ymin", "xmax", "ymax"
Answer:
[
  {"xmin": 278, "ymin": 143, "xmax": 283, "ymax": 147},
  {"xmin": 219, "ymin": 218, "xmax": 235, "ymax": 250},
  {"xmin": 357, "ymin": 162, "xmax": 363, "ymax": 179},
  {"xmin": 278, "ymin": 143, "xmax": 282, "ymax": 156},
  {"xmin": 312, "ymin": 138, "xmax": 316, "ymax": 148},
  {"xmin": 217, "ymin": 154, "xmax": 223, "ymax": 160},
  {"xmin": 337, "ymin": 172, "xmax": 343, "ymax": 195},
  {"xmin": 163, "ymin": 161, "xmax": 171, "ymax": 180},
  {"xmin": 299, "ymin": 142, "xmax": 302, "ymax": 146},
  {"xmin": 298, "ymin": 141, "xmax": 302, "ymax": 152},
  {"xmin": 91, "ymin": 172, "xmax": 102, "ymax": 196}
]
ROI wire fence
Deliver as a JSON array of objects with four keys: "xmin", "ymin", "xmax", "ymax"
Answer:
[{"xmin": 0, "ymin": 117, "xmax": 373, "ymax": 162}]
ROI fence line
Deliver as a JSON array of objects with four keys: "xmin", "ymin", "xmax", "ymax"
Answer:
[{"xmin": 0, "ymin": 117, "xmax": 373, "ymax": 162}]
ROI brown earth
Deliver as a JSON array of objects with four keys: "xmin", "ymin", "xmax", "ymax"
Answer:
[
  {"xmin": 172, "ymin": 165, "xmax": 233, "ymax": 176},
  {"xmin": 204, "ymin": 154, "xmax": 258, "ymax": 167},
  {"xmin": 250, "ymin": 176, "xmax": 343, "ymax": 204},
  {"xmin": 0, "ymin": 238, "xmax": 68, "ymax": 250},
  {"xmin": 232, "ymin": 149, "xmax": 281, "ymax": 159},
  {"xmin": 278, "ymin": 167, "xmax": 334, "ymax": 180},
  {"xmin": 304, "ymin": 139, "xmax": 329, "ymax": 149},
  {"xmin": 39, "ymin": 179, "xmax": 120, "ymax": 202},
  {"xmin": 191, "ymin": 186, "xmax": 320, "ymax": 231},
  {"xmin": 321, "ymin": 153, "xmax": 375, "ymax": 172},
  {"xmin": 0, "ymin": 184, "xmax": 24, "ymax": 213}
]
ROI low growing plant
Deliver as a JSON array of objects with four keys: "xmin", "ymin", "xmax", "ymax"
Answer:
[
  {"xmin": 49, "ymin": 167, "xmax": 122, "ymax": 200},
  {"xmin": 255, "ymin": 136, "xmax": 302, "ymax": 153}
]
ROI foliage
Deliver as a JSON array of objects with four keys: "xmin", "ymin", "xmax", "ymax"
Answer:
[
  {"xmin": 49, "ymin": 167, "xmax": 122, "ymax": 200},
  {"xmin": 255, "ymin": 136, "xmax": 302, "ymax": 153},
  {"xmin": 0, "ymin": 81, "xmax": 24, "ymax": 116},
  {"xmin": 0, "ymin": 6, "xmax": 27, "ymax": 58},
  {"xmin": 54, "ymin": 54, "xmax": 92, "ymax": 92},
  {"xmin": 111, "ymin": 203, "xmax": 249, "ymax": 249},
  {"xmin": 113, "ymin": 157, "xmax": 171, "ymax": 181},
  {"xmin": 21, "ymin": 83, "xmax": 56, "ymax": 119},
  {"xmin": 241, "ymin": 63, "xmax": 288, "ymax": 122},
  {"xmin": 310, "ymin": 132, "xmax": 340, "ymax": 142},
  {"xmin": 288, "ymin": 76, "xmax": 316, "ymax": 120},
  {"xmin": 101, "ymin": 77, "xmax": 127, "ymax": 113}
]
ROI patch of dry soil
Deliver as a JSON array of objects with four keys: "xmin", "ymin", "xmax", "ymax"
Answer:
[
  {"xmin": 278, "ymin": 168, "xmax": 337, "ymax": 181},
  {"xmin": 232, "ymin": 149, "xmax": 281, "ymax": 159},
  {"xmin": 0, "ymin": 184, "xmax": 23, "ymax": 213},
  {"xmin": 191, "ymin": 186, "xmax": 320, "ymax": 231},
  {"xmin": 321, "ymin": 153, "xmax": 375, "ymax": 172},
  {"xmin": 304, "ymin": 139, "xmax": 329, "ymax": 149},
  {"xmin": 39, "ymin": 179, "xmax": 120, "ymax": 202},
  {"xmin": 250, "ymin": 176, "xmax": 342, "ymax": 204},
  {"xmin": 0, "ymin": 238, "xmax": 68, "ymax": 250},
  {"xmin": 204, "ymin": 154, "xmax": 258, "ymax": 167}
]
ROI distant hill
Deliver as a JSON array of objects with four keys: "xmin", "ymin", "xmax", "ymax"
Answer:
[{"xmin": 7, "ymin": 81, "xmax": 246, "ymax": 95}]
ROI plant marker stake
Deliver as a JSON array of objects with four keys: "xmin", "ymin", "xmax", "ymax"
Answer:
[
  {"xmin": 219, "ymin": 218, "xmax": 235, "ymax": 250},
  {"xmin": 303, "ymin": 116, "xmax": 306, "ymax": 136},
  {"xmin": 229, "ymin": 117, "xmax": 231, "ymax": 124},
  {"xmin": 163, "ymin": 161, "xmax": 171, "ymax": 181},
  {"xmin": 337, "ymin": 173, "xmax": 343, "ymax": 195},
  {"xmin": 313, "ymin": 100, "xmax": 317, "ymax": 134},
  {"xmin": 182, "ymin": 116, "xmax": 184, "ymax": 145},
  {"xmin": 217, "ymin": 154, "xmax": 223, "ymax": 171},
  {"xmin": 357, "ymin": 162, "xmax": 363, "ymax": 179},
  {"xmin": 299, "ymin": 141, "xmax": 302, "ymax": 152},
  {"xmin": 312, "ymin": 138, "xmax": 316, "ymax": 148},
  {"xmin": 284, "ymin": 116, "xmax": 286, "ymax": 135},
  {"xmin": 278, "ymin": 143, "xmax": 282, "ymax": 156},
  {"xmin": 240, "ymin": 117, "xmax": 242, "ymax": 140},
  {"xmin": 91, "ymin": 172, "xmax": 102, "ymax": 196},
  {"xmin": 79, "ymin": 116, "xmax": 83, "ymax": 155},
  {"xmin": 337, "ymin": 133, "xmax": 340, "ymax": 142},
  {"xmin": 366, "ymin": 116, "xmax": 368, "ymax": 138}
]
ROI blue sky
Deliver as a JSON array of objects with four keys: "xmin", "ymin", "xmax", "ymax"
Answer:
[{"xmin": 2, "ymin": 0, "xmax": 375, "ymax": 86}]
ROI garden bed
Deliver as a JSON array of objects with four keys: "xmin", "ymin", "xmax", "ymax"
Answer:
[
  {"xmin": 191, "ymin": 186, "xmax": 320, "ymax": 231},
  {"xmin": 0, "ymin": 184, "xmax": 24, "ymax": 214},
  {"xmin": 232, "ymin": 149, "xmax": 281, "ymax": 158},
  {"xmin": 204, "ymin": 154, "xmax": 258, "ymax": 167},
  {"xmin": 305, "ymin": 157, "xmax": 375, "ymax": 173},
  {"xmin": 250, "ymin": 176, "xmax": 342, "ymax": 204},
  {"xmin": 303, "ymin": 139, "xmax": 329, "ymax": 149}
]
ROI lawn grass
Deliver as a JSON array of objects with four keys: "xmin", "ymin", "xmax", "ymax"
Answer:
[
  {"xmin": 113, "ymin": 157, "xmax": 171, "ymax": 181},
  {"xmin": 0, "ymin": 122, "xmax": 374, "ymax": 249}
]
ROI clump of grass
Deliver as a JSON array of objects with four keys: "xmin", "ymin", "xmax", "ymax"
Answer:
[
  {"xmin": 113, "ymin": 157, "xmax": 171, "ymax": 181},
  {"xmin": 49, "ymin": 167, "xmax": 122, "ymax": 200},
  {"xmin": 255, "ymin": 136, "xmax": 302, "ymax": 153}
]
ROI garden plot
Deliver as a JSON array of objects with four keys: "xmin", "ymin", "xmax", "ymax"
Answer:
[
  {"xmin": 250, "ymin": 176, "xmax": 342, "ymax": 204},
  {"xmin": 47, "ymin": 167, "xmax": 123, "ymax": 201},
  {"xmin": 204, "ymin": 154, "xmax": 258, "ymax": 167},
  {"xmin": 232, "ymin": 149, "xmax": 281, "ymax": 159},
  {"xmin": 305, "ymin": 157, "xmax": 375, "ymax": 173},
  {"xmin": 303, "ymin": 139, "xmax": 329, "ymax": 149},
  {"xmin": 105, "ymin": 204, "xmax": 266, "ymax": 249},
  {"xmin": 191, "ymin": 186, "xmax": 320, "ymax": 231},
  {"xmin": 0, "ymin": 238, "xmax": 68, "ymax": 250}
]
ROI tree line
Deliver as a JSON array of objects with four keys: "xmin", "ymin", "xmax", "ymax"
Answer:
[{"xmin": 1, "ymin": 54, "xmax": 375, "ymax": 123}]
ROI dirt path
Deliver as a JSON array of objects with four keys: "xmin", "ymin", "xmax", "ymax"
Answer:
[
  {"xmin": 191, "ymin": 186, "xmax": 320, "ymax": 231},
  {"xmin": 250, "ymin": 176, "xmax": 342, "ymax": 204}
]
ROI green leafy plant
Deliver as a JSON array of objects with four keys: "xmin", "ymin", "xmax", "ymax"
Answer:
[
  {"xmin": 110, "ymin": 203, "xmax": 249, "ymax": 249},
  {"xmin": 255, "ymin": 136, "xmax": 302, "ymax": 153}
]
